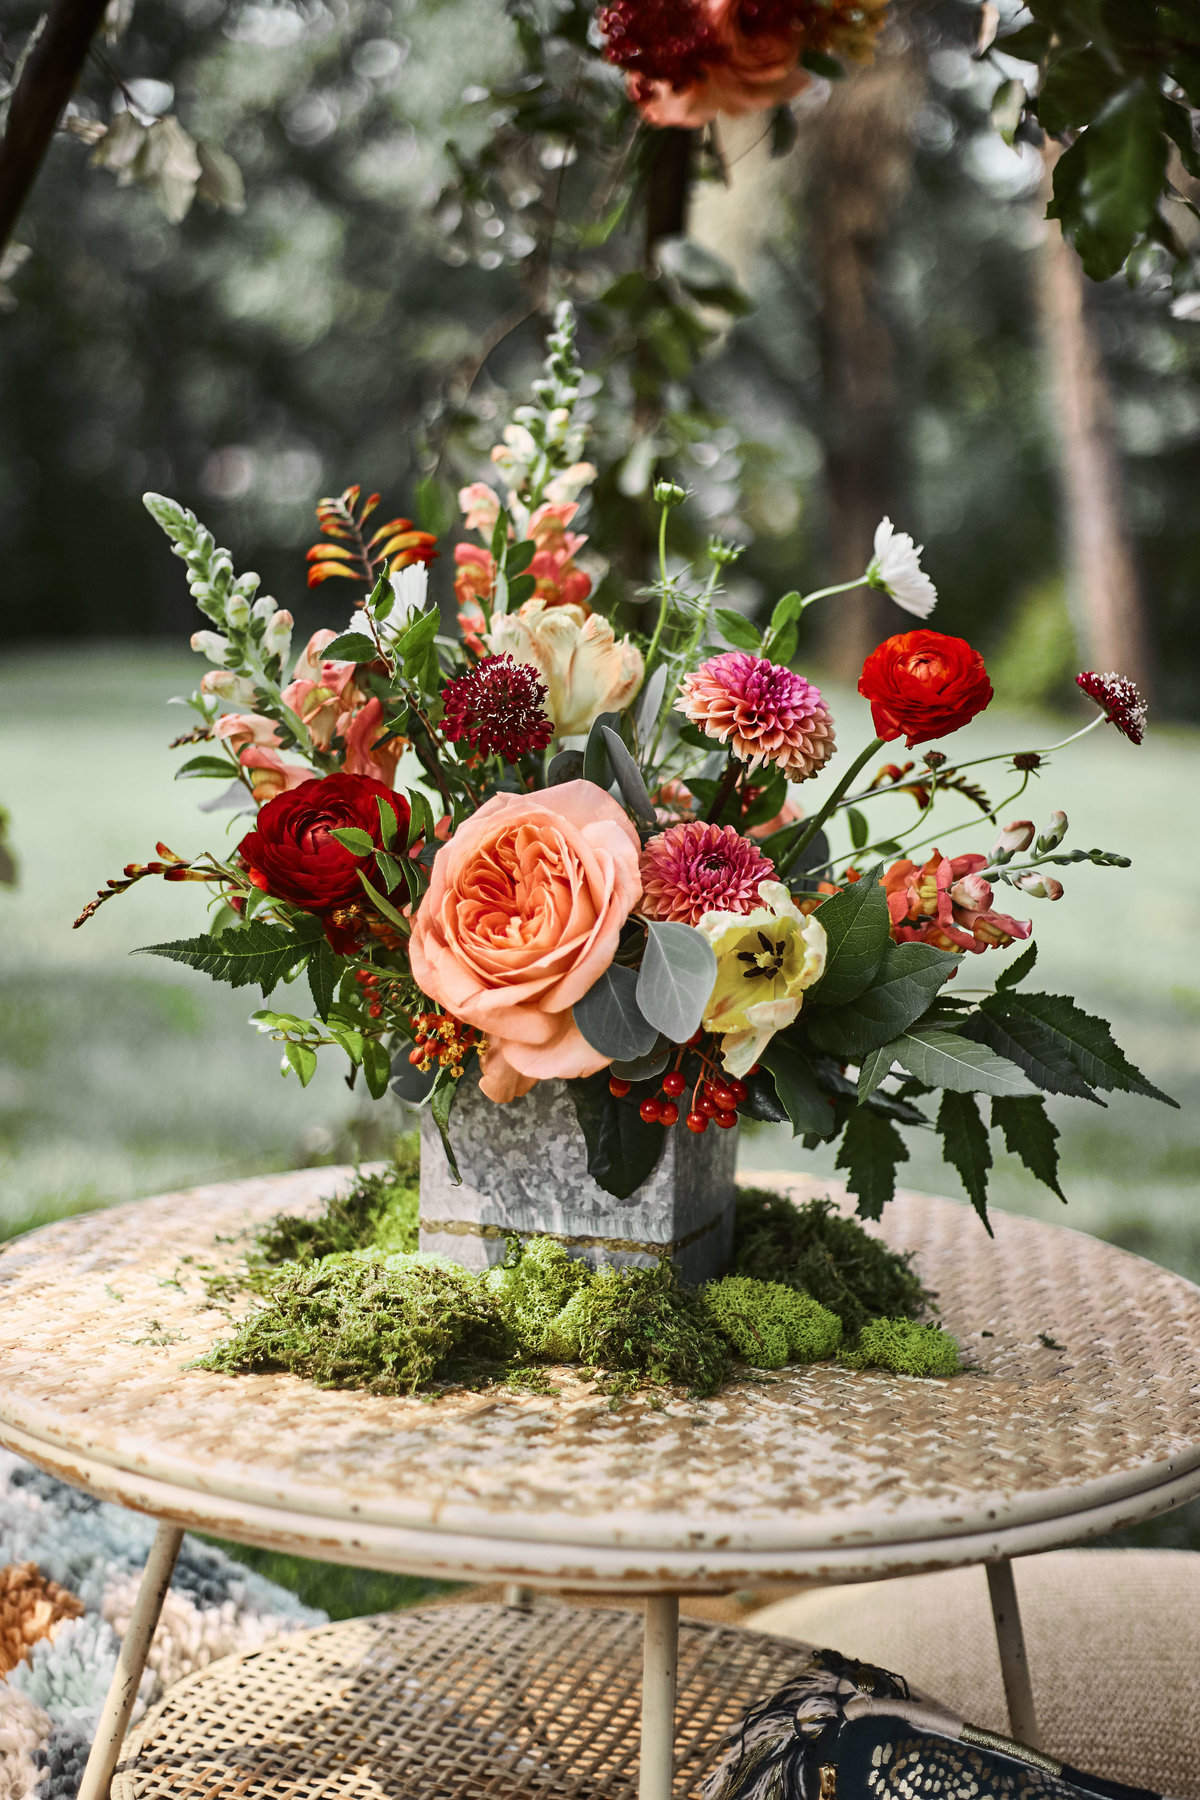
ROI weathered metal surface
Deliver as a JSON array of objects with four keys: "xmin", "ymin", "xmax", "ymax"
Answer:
[
  {"xmin": 419, "ymin": 1076, "xmax": 738, "ymax": 1283},
  {"xmin": 2, "ymin": 1168, "xmax": 1200, "ymax": 1591}
]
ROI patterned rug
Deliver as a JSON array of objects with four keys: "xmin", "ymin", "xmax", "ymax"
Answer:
[{"xmin": 0, "ymin": 1451, "xmax": 325, "ymax": 1797}]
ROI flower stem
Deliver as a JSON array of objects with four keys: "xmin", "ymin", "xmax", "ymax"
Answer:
[
  {"xmin": 797, "ymin": 575, "xmax": 869, "ymax": 611},
  {"xmin": 704, "ymin": 755, "xmax": 742, "ymax": 825},
  {"xmin": 776, "ymin": 736, "xmax": 886, "ymax": 878},
  {"xmin": 643, "ymin": 502, "xmax": 673, "ymax": 675}
]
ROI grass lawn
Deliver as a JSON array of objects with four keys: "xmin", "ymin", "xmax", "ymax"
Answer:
[{"xmin": 3, "ymin": 643, "xmax": 1199, "ymax": 1590}]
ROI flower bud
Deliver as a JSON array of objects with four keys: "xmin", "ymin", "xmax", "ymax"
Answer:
[
  {"xmin": 262, "ymin": 609, "xmax": 293, "ymax": 659},
  {"xmin": 225, "ymin": 594, "xmax": 252, "ymax": 628},
  {"xmin": 1038, "ymin": 809, "xmax": 1068, "ymax": 851},
  {"xmin": 252, "ymin": 595, "xmax": 278, "ymax": 621},
  {"xmin": 1013, "ymin": 871, "xmax": 1064, "ymax": 900},
  {"xmin": 200, "ymin": 670, "xmax": 258, "ymax": 704},
  {"xmin": 991, "ymin": 819, "xmax": 1035, "ymax": 862},
  {"xmin": 948, "ymin": 872, "xmax": 993, "ymax": 911},
  {"xmin": 653, "ymin": 480, "xmax": 688, "ymax": 508},
  {"xmin": 190, "ymin": 630, "xmax": 232, "ymax": 665}
]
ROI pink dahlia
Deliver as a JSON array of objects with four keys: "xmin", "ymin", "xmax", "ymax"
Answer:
[
  {"xmin": 675, "ymin": 652, "xmax": 836, "ymax": 779},
  {"xmin": 640, "ymin": 821, "xmax": 774, "ymax": 926},
  {"xmin": 1075, "ymin": 670, "xmax": 1147, "ymax": 745}
]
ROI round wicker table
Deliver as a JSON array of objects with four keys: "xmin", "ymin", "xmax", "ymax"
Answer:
[{"xmin": 3, "ymin": 1166, "xmax": 1200, "ymax": 1799}]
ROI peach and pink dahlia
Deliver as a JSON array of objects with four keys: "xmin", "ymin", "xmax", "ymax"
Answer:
[
  {"xmin": 640, "ymin": 821, "xmax": 774, "ymax": 926},
  {"xmin": 675, "ymin": 652, "xmax": 835, "ymax": 779}
]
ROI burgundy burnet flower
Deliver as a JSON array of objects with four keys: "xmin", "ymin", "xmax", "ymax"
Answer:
[
  {"xmin": 640, "ymin": 820, "xmax": 774, "ymax": 926},
  {"xmin": 440, "ymin": 654, "xmax": 555, "ymax": 763},
  {"xmin": 1075, "ymin": 671, "xmax": 1147, "ymax": 746}
]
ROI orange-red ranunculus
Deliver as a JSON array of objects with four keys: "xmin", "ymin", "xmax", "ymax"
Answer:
[
  {"xmin": 407, "ymin": 781, "xmax": 642, "ymax": 1103},
  {"xmin": 858, "ymin": 630, "xmax": 993, "ymax": 748}
]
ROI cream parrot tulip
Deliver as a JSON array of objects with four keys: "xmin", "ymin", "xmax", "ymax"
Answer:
[
  {"xmin": 695, "ymin": 880, "xmax": 827, "ymax": 1078},
  {"xmin": 486, "ymin": 599, "xmax": 643, "ymax": 738}
]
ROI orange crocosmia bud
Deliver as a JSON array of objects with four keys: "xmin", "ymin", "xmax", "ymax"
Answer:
[
  {"xmin": 305, "ymin": 544, "xmax": 353, "ymax": 563},
  {"xmin": 306, "ymin": 562, "xmax": 361, "ymax": 587},
  {"xmin": 368, "ymin": 516, "xmax": 416, "ymax": 546}
]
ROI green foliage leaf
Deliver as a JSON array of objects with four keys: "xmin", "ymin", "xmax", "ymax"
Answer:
[
  {"xmin": 846, "ymin": 806, "xmax": 869, "ymax": 850},
  {"xmin": 357, "ymin": 870, "xmax": 410, "ymax": 932},
  {"xmin": 397, "ymin": 608, "xmax": 440, "ymax": 682},
  {"xmin": 390, "ymin": 1049, "xmax": 436, "ymax": 1105},
  {"xmin": 992, "ymin": 1095, "xmax": 1065, "ymax": 1201},
  {"xmin": 331, "ymin": 826, "xmax": 375, "ymax": 856},
  {"xmin": 857, "ymin": 1043, "xmax": 895, "ymax": 1106},
  {"xmin": 835, "ymin": 1107, "xmax": 908, "ymax": 1221},
  {"xmin": 361, "ymin": 1037, "xmax": 392, "ymax": 1100},
  {"xmin": 1036, "ymin": 44, "xmax": 1123, "ymax": 133},
  {"xmin": 975, "ymin": 990, "xmax": 1176, "ymax": 1106},
  {"xmin": 136, "ymin": 919, "xmax": 317, "ymax": 996},
  {"xmin": 1050, "ymin": 84, "xmax": 1168, "ymax": 280},
  {"xmin": 994, "ymin": 940, "xmax": 1037, "ymax": 992},
  {"xmin": 506, "ymin": 538, "xmax": 536, "ymax": 577},
  {"xmin": 306, "ymin": 940, "xmax": 337, "ymax": 1021},
  {"xmin": 548, "ymin": 749, "xmax": 585, "ymax": 786},
  {"xmin": 636, "ymin": 922, "xmax": 717, "ymax": 1045},
  {"xmin": 807, "ymin": 942, "xmax": 959, "ymax": 1060},
  {"xmin": 738, "ymin": 1064, "xmax": 790, "ymax": 1124},
  {"xmin": 714, "ymin": 607, "xmax": 761, "ymax": 651},
  {"xmin": 937, "ymin": 1091, "xmax": 992, "ymax": 1231},
  {"xmin": 808, "ymin": 878, "xmax": 892, "ymax": 1008},
  {"xmin": 583, "ymin": 711, "xmax": 621, "ymax": 787},
  {"xmin": 601, "ymin": 727, "xmax": 657, "ymax": 828},
  {"xmin": 374, "ymin": 850, "xmax": 405, "ymax": 893},
  {"xmin": 283, "ymin": 1040, "xmax": 318, "ymax": 1087},
  {"xmin": 574, "ymin": 963, "xmax": 659, "ymax": 1063},
  {"xmin": 891, "ymin": 1028, "xmax": 1039, "ymax": 1097},
  {"xmin": 760, "ymin": 1039, "xmax": 837, "ymax": 1139},
  {"xmin": 321, "ymin": 632, "xmax": 379, "ymax": 663},
  {"xmin": 430, "ymin": 1068, "xmax": 462, "ymax": 1183},
  {"xmin": 570, "ymin": 1071, "xmax": 665, "ymax": 1200},
  {"xmin": 174, "ymin": 754, "xmax": 238, "ymax": 781},
  {"xmin": 377, "ymin": 796, "xmax": 399, "ymax": 849},
  {"xmin": 507, "ymin": 573, "xmax": 537, "ymax": 609}
]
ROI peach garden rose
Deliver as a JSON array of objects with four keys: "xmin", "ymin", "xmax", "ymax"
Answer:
[{"xmin": 407, "ymin": 781, "xmax": 642, "ymax": 1103}]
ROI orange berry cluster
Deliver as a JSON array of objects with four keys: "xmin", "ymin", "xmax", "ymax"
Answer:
[
  {"xmin": 353, "ymin": 965, "xmax": 398, "ymax": 1021},
  {"xmin": 406, "ymin": 1010, "xmax": 479, "ymax": 1079},
  {"xmin": 608, "ymin": 1058, "xmax": 753, "ymax": 1134}
]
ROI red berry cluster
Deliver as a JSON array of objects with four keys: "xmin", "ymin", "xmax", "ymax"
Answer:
[
  {"xmin": 608, "ymin": 1055, "xmax": 755, "ymax": 1134},
  {"xmin": 354, "ymin": 965, "xmax": 391, "ymax": 1020}
]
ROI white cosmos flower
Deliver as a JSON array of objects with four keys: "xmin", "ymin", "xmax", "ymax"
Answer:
[
  {"xmin": 347, "ymin": 563, "xmax": 428, "ymax": 645},
  {"xmin": 867, "ymin": 518, "xmax": 937, "ymax": 618}
]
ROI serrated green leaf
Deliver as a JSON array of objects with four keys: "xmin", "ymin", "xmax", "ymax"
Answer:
[
  {"xmin": 361, "ymin": 1037, "xmax": 392, "ymax": 1099},
  {"xmin": 396, "ymin": 607, "xmax": 439, "ymax": 675},
  {"xmin": 963, "ymin": 1000, "xmax": 1100, "ymax": 1101},
  {"xmin": 835, "ymin": 1107, "xmax": 908, "ymax": 1221},
  {"xmin": 331, "ymin": 826, "xmax": 375, "ymax": 856},
  {"xmin": 809, "ymin": 878, "xmax": 892, "ymax": 1008},
  {"xmin": 994, "ymin": 941, "xmax": 1037, "ymax": 992},
  {"xmin": 283, "ymin": 1040, "xmax": 318, "ymax": 1086},
  {"xmin": 374, "ymin": 850, "xmax": 404, "ymax": 892},
  {"xmin": 977, "ymin": 990, "xmax": 1176, "ymax": 1106},
  {"xmin": 358, "ymin": 869, "xmax": 410, "ymax": 931},
  {"xmin": 136, "ymin": 921, "xmax": 313, "ymax": 996},
  {"xmin": 937, "ymin": 1090, "xmax": 992, "ymax": 1231},
  {"xmin": 760, "ymin": 1039, "xmax": 837, "ymax": 1138},
  {"xmin": 407, "ymin": 788, "xmax": 435, "ymax": 849},
  {"xmin": 321, "ymin": 632, "xmax": 379, "ymax": 663},
  {"xmin": 569, "ymin": 1070, "xmax": 665, "ymax": 1200},
  {"xmin": 891, "ymin": 1027, "xmax": 1039, "ymax": 1097},
  {"xmin": 807, "ymin": 942, "xmax": 959, "ymax": 1059},
  {"xmin": 857, "ymin": 1043, "xmax": 896, "ymax": 1105},
  {"xmin": 306, "ymin": 940, "xmax": 337, "ymax": 1020},
  {"xmin": 714, "ymin": 607, "xmax": 760, "ymax": 651},
  {"xmin": 377, "ymin": 795, "xmax": 398, "ymax": 848},
  {"xmin": 575, "ymin": 963, "xmax": 658, "ymax": 1062},
  {"xmin": 175, "ymin": 754, "xmax": 239, "ymax": 781},
  {"xmin": 636, "ymin": 921, "xmax": 717, "ymax": 1045},
  {"xmin": 992, "ymin": 1095, "xmax": 1065, "ymax": 1200}
]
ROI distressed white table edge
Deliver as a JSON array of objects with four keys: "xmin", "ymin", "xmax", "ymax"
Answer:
[{"xmin": 4, "ymin": 1166, "xmax": 1199, "ymax": 1797}]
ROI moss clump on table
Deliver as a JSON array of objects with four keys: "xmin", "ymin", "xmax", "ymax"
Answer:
[{"xmin": 195, "ymin": 1151, "xmax": 959, "ymax": 1399}]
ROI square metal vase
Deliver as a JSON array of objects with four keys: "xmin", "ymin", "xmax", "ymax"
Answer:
[{"xmin": 418, "ymin": 1075, "xmax": 737, "ymax": 1284}]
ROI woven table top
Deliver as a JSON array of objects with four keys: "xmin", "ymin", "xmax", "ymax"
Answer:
[
  {"xmin": 115, "ymin": 1602, "xmax": 817, "ymax": 1800},
  {"xmin": 2, "ymin": 1168, "xmax": 1200, "ymax": 1588}
]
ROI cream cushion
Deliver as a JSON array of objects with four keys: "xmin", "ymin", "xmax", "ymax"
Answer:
[{"xmin": 748, "ymin": 1550, "xmax": 1200, "ymax": 1797}]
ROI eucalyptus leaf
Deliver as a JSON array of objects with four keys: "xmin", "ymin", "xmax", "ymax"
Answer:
[
  {"xmin": 635, "ymin": 663, "xmax": 668, "ymax": 742},
  {"xmin": 610, "ymin": 1047, "xmax": 670, "ymax": 1082},
  {"xmin": 574, "ymin": 962, "xmax": 659, "ymax": 1062},
  {"xmin": 636, "ymin": 922, "xmax": 717, "ymax": 1045},
  {"xmin": 583, "ymin": 711, "xmax": 621, "ymax": 787},
  {"xmin": 548, "ymin": 749, "xmax": 585, "ymax": 786},
  {"xmin": 390, "ymin": 1053, "xmax": 437, "ymax": 1105},
  {"xmin": 602, "ymin": 727, "xmax": 657, "ymax": 828}
]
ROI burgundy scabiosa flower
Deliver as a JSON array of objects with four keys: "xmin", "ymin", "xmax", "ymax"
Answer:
[
  {"xmin": 597, "ymin": 0, "xmax": 719, "ymax": 88},
  {"xmin": 675, "ymin": 652, "xmax": 836, "ymax": 779},
  {"xmin": 441, "ymin": 655, "xmax": 555, "ymax": 763},
  {"xmin": 1076, "ymin": 671, "xmax": 1147, "ymax": 746},
  {"xmin": 640, "ymin": 821, "xmax": 774, "ymax": 926}
]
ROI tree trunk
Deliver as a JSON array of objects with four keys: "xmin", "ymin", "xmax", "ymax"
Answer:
[
  {"xmin": 0, "ymin": 0, "xmax": 110, "ymax": 258},
  {"xmin": 1035, "ymin": 150, "xmax": 1153, "ymax": 697},
  {"xmin": 799, "ymin": 51, "xmax": 924, "ymax": 678}
]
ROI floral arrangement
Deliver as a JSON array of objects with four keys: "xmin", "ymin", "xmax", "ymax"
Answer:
[{"xmin": 79, "ymin": 305, "xmax": 1173, "ymax": 1224}]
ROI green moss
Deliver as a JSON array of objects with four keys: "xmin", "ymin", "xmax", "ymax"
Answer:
[
  {"xmin": 841, "ymin": 1317, "xmax": 961, "ymax": 1378},
  {"xmin": 732, "ymin": 1190, "xmax": 929, "ymax": 1335},
  {"xmin": 542, "ymin": 1263, "xmax": 731, "ymax": 1397},
  {"xmin": 483, "ymin": 1236, "xmax": 591, "ymax": 1356},
  {"xmin": 699, "ymin": 1275, "xmax": 842, "ymax": 1370},
  {"xmin": 196, "ymin": 1247, "xmax": 514, "ymax": 1394},
  {"xmin": 249, "ymin": 1140, "xmax": 419, "ymax": 1279}
]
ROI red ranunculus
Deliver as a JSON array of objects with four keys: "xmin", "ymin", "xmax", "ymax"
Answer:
[
  {"xmin": 858, "ymin": 630, "xmax": 993, "ymax": 748},
  {"xmin": 237, "ymin": 775, "xmax": 409, "ymax": 942}
]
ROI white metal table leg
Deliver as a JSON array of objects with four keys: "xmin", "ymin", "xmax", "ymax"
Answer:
[
  {"xmin": 986, "ymin": 1559, "xmax": 1039, "ymax": 1749},
  {"xmin": 640, "ymin": 1594, "xmax": 679, "ymax": 1800},
  {"xmin": 77, "ymin": 1522, "xmax": 184, "ymax": 1800}
]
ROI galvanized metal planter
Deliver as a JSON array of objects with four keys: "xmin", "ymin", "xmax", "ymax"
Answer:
[{"xmin": 417, "ymin": 1074, "xmax": 738, "ymax": 1283}]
